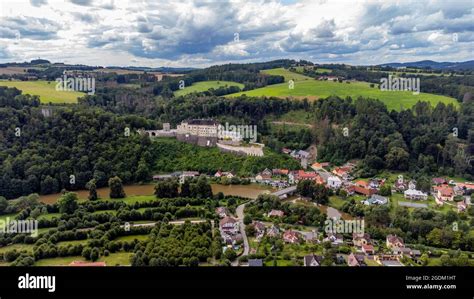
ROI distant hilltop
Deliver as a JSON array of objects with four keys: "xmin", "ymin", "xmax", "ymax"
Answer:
[{"xmin": 378, "ymin": 60, "xmax": 474, "ymax": 70}]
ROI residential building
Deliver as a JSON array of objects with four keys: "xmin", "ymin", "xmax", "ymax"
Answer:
[
  {"xmin": 404, "ymin": 189, "xmax": 428, "ymax": 200},
  {"xmin": 303, "ymin": 254, "xmax": 322, "ymax": 266},
  {"xmin": 353, "ymin": 181, "xmax": 377, "ymax": 196},
  {"xmin": 272, "ymin": 169, "xmax": 289, "ymax": 176},
  {"xmin": 283, "ymin": 230, "xmax": 301, "ymax": 244},
  {"xmin": 361, "ymin": 244, "xmax": 375, "ymax": 255},
  {"xmin": 386, "ymin": 234, "xmax": 404, "ymax": 249},
  {"xmin": 352, "ymin": 233, "xmax": 371, "ymax": 247},
  {"xmin": 179, "ymin": 171, "xmax": 200, "ymax": 184},
  {"xmin": 327, "ymin": 176, "xmax": 342, "ymax": 189},
  {"xmin": 332, "ymin": 166, "xmax": 352, "ymax": 180},
  {"xmin": 434, "ymin": 185, "xmax": 454, "ymax": 205},
  {"xmin": 302, "ymin": 230, "xmax": 319, "ymax": 243},
  {"xmin": 219, "ymin": 216, "xmax": 239, "ymax": 235},
  {"xmin": 363, "ymin": 194, "xmax": 388, "ymax": 205},
  {"xmin": 432, "ymin": 177, "xmax": 447, "ymax": 185},
  {"xmin": 324, "ymin": 233, "xmax": 344, "ymax": 246},
  {"xmin": 347, "ymin": 253, "xmax": 366, "ymax": 267},
  {"xmin": 268, "ymin": 210, "xmax": 284, "ymax": 218},
  {"xmin": 375, "ymin": 255, "xmax": 404, "ymax": 266},
  {"xmin": 215, "ymin": 207, "xmax": 229, "ymax": 218},
  {"xmin": 266, "ymin": 225, "xmax": 280, "ymax": 238}
]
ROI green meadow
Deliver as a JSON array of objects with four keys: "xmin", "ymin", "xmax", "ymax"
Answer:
[
  {"xmin": 228, "ymin": 72, "xmax": 459, "ymax": 111},
  {"xmin": 174, "ymin": 80, "xmax": 244, "ymax": 96},
  {"xmin": 0, "ymin": 80, "xmax": 83, "ymax": 104},
  {"xmin": 261, "ymin": 67, "xmax": 313, "ymax": 82}
]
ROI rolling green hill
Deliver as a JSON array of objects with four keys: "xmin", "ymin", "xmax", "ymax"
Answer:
[
  {"xmin": 174, "ymin": 80, "xmax": 244, "ymax": 96},
  {"xmin": 261, "ymin": 67, "xmax": 313, "ymax": 82},
  {"xmin": 227, "ymin": 72, "xmax": 459, "ymax": 111},
  {"xmin": 0, "ymin": 80, "xmax": 83, "ymax": 104}
]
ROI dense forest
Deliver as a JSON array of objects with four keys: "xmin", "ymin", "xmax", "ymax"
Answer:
[
  {"xmin": 0, "ymin": 87, "xmax": 158, "ymax": 199},
  {"xmin": 314, "ymin": 96, "xmax": 474, "ymax": 179}
]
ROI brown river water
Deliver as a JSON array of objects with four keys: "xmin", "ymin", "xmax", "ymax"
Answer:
[{"xmin": 38, "ymin": 183, "xmax": 275, "ymax": 204}]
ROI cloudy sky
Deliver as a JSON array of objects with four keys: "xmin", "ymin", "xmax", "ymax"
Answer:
[{"xmin": 0, "ymin": 0, "xmax": 472, "ymax": 67}]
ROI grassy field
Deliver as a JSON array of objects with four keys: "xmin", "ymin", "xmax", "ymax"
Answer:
[
  {"xmin": 114, "ymin": 234, "xmax": 149, "ymax": 242},
  {"xmin": 56, "ymin": 239, "xmax": 89, "ymax": 247},
  {"xmin": 0, "ymin": 80, "xmax": 83, "ymax": 103},
  {"xmin": 294, "ymin": 66, "xmax": 332, "ymax": 74},
  {"xmin": 227, "ymin": 76, "xmax": 459, "ymax": 111},
  {"xmin": 261, "ymin": 68, "xmax": 313, "ymax": 82},
  {"xmin": 174, "ymin": 80, "xmax": 244, "ymax": 96},
  {"xmin": 34, "ymin": 252, "xmax": 133, "ymax": 266},
  {"xmin": 0, "ymin": 243, "xmax": 34, "ymax": 254}
]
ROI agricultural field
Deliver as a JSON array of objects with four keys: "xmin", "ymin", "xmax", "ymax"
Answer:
[
  {"xmin": 261, "ymin": 67, "xmax": 313, "ymax": 82},
  {"xmin": 294, "ymin": 66, "xmax": 332, "ymax": 74},
  {"xmin": 227, "ymin": 75, "xmax": 459, "ymax": 111},
  {"xmin": 0, "ymin": 80, "xmax": 83, "ymax": 103},
  {"xmin": 174, "ymin": 80, "xmax": 244, "ymax": 96}
]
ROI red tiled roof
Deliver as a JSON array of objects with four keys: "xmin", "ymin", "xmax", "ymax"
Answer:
[{"xmin": 355, "ymin": 180, "xmax": 369, "ymax": 187}]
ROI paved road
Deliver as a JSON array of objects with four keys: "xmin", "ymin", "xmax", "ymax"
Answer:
[{"xmin": 231, "ymin": 200, "xmax": 254, "ymax": 266}]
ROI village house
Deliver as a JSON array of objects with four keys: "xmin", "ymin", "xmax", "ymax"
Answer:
[
  {"xmin": 302, "ymin": 230, "xmax": 320, "ymax": 243},
  {"xmin": 363, "ymin": 194, "xmax": 388, "ymax": 205},
  {"xmin": 179, "ymin": 171, "xmax": 200, "ymax": 184},
  {"xmin": 386, "ymin": 234, "xmax": 404, "ymax": 249},
  {"xmin": 268, "ymin": 209, "xmax": 284, "ymax": 218},
  {"xmin": 281, "ymin": 148, "xmax": 292, "ymax": 155},
  {"xmin": 457, "ymin": 200, "xmax": 468, "ymax": 213},
  {"xmin": 352, "ymin": 233, "xmax": 371, "ymax": 247},
  {"xmin": 255, "ymin": 168, "xmax": 272, "ymax": 181},
  {"xmin": 392, "ymin": 247, "xmax": 421, "ymax": 258},
  {"xmin": 433, "ymin": 185, "xmax": 454, "ymax": 205},
  {"xmin": 318, "ymin": 75, "xmax": 339, "ymax": 81},
  {"xmin": 303, "ymin": 254, "xmax": 323, "ymax": 266},
  {"xmin": 215, "ymin": 207, "xmax": 229, "ymax": 218},
  {"xmin": 219, "ymin": 216, "xmax": 239, "ymax": 235},
  {"xmin": 368, "ymin": 178, "xmax": 385, "ymax": 189},
  {"xmin": 375, "ymin": 255, "xmax": 404, "ymax": 266},
  {"xmin": 283, "ymin": 230, "xmax": 301, "ymax": 244},
  {"xmin": 347, "ymin": 253, "xmax": 366, "ymax": 266},
  {"xmin": 324, "ymin": 233, "xmax": 344, "ymax": 246},
  {"xmin": 266, "ymin": 225, "xmax": 281, "ymax": 238},
  {"xmin": 327, "ymin": 176, "xmax": 342, "ymax": 189},
  {"xmin": 361, "ymin": 244, "xmax": 375, "ymax": 255},
  {"xmin": 432, "ymin": 177, "xmax": 447, "ymax": 185},
  {"xmin": 393, "ymin": 180, "xmax": 407, "ymax": 192},
  {"xmin": 344, "ymin": 185, "xmax": 355, "ymax": 195},
  {"xmin": 214, "ymin": 171, "xmax": 234, "ymax": 179},
  {"xmin": 253, "ymin": 221, "xmax": 266, "ymax": 239},
  {"xmin": 288, "ymin": 170, "xmax": 323, "ymax": 185},
  {"xmin": 332, "ymin": 166, "xmax": 352, "ymax": 181},
  {"xmin": 404, "ymin": 189, "xmax": 428, "ymax": 200},
  {"xmin": 311, "ymin": 162, "xmax": 330, "ymax": 170},
  {"xmin": 353, "ymin": 180, "xmax": 377, "ymax": 196},
  {"xmin": 272, "ymin": 169, "xmax": 289, "ymax": 176}
]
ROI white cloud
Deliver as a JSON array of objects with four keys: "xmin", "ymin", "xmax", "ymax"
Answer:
[{"xmin": 0, "ymin": 0, "xmax": 472, "ymax": 67}]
